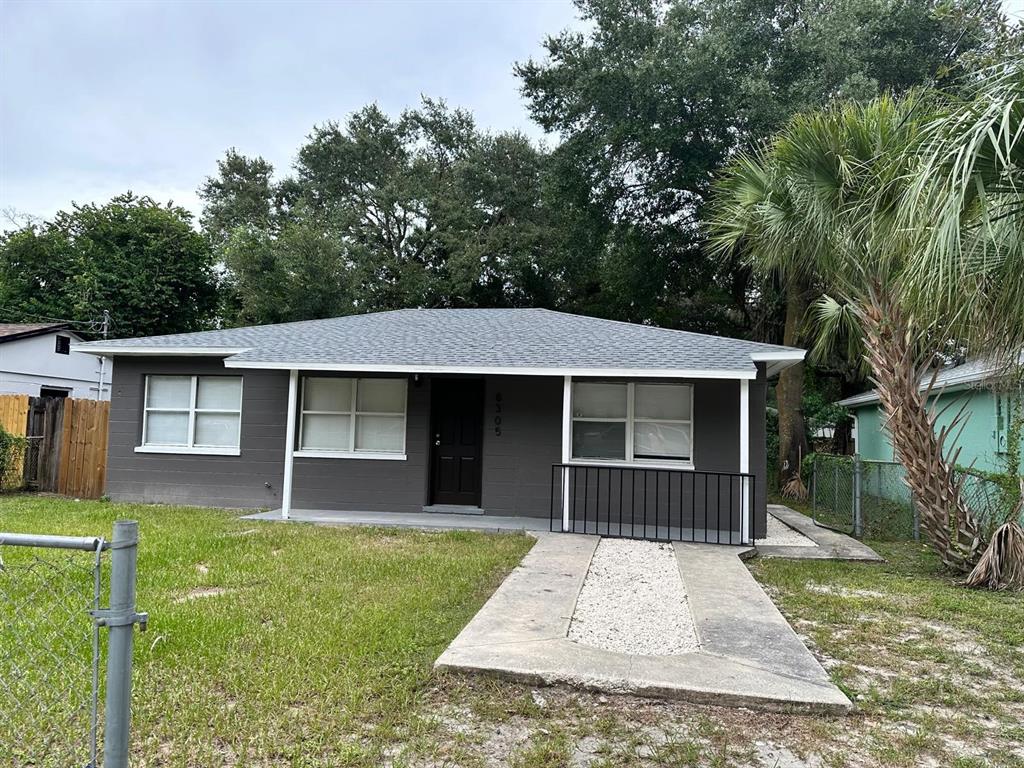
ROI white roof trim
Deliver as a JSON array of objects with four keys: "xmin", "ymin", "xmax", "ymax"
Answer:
[
  {"xmin": 220, "ymin": 359, "xmax": 758, "ymax": 379},
  {"xmin": 838, "ymin": 380, "xmax": 976, "ymax": 408},
  {"xmin": 749, "ymin": 350, "xmax": 806, "ymax": 362},
  {"xmin": 71, "ymin": 344, "xmax": 250, "ymax": 357},
  {"xmin": 750, "ymin": 349, "xmax": 806, "ymax": 378},
  {"xmin": 838, "ymin": 355, "xmax": 1024, "ymax": 407}
]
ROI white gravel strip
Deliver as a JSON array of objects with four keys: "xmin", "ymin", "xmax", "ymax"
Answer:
[
  {"xmin": 757, "ymin": 515, "xmax": 818, "ymax": 547},
  {"xmin": 568, "ymin": 538, "xmax": 699, "ymax": 656}
]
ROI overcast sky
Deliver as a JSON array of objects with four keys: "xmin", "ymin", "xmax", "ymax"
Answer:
[
  {"xmin": 2, "ymin": 0, "xmax": 1023, "ymax": 226},
  {"xmin": 0, "ymin": 0, "xmax": 580, "ymax": 223}
]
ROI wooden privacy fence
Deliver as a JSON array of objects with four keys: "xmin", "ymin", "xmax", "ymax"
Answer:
[{"xmin": 0, "ymin": 394, "xmax": 109, "ymax": 498}]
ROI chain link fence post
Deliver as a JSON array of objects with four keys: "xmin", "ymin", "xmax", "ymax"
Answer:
[
  {"xmin": 99, "ymin": 520, "xmax": 144, "ymax": 768},
  {"xmin": 853, "ymin": 455, "xmax": 863, "ymax": 538},
  {"xmin": 811, "ymin": 455, "xmax": 817, "ymax": 519}
]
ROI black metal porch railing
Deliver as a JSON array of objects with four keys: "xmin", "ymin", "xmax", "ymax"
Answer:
[{"xmin": 549, "ymin": 464, "xmax": 754, "ymax": 545}]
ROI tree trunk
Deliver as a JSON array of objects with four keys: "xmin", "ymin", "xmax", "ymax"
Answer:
[
  {"xmin": 777, "ymin": 281, "xmax": 809, "ymax": 486},
  {"xmin": 858, "ymin": 287, "xmax": 985, "ymax": 572}
]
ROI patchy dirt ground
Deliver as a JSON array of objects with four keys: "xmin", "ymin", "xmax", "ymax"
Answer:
[{"xmin": 388, "ymin": 542, "xmax": 1024, "ymax": 768}]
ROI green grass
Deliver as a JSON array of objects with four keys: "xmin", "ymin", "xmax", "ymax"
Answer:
[
  {"xmin": 3, "ymin": 494, "xmax": 1023, "ymax": 767},
  {"xmin": 0, "ymin": 495, "xmax": 533, "ymax": 766}
]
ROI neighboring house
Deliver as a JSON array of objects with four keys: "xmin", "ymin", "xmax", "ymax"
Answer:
[
  {"xmin": 75, "ymin": 309, "xmax": 804, "ymax": 542},
  {"xmin": 0, "ymin": 323, "xmax": 111, "ymax": 400},
  {"xmin": 838, "ymin": 356, "xmax": 1024, "ymax": 474}
]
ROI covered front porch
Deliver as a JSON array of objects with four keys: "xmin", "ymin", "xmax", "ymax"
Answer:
[{"xmin": 266, "ymin": 369, "xmax": 765, "ymax": 544}]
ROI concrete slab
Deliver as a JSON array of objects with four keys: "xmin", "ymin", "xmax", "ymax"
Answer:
[
  {"xmin": 760, "ymin": 505, "xmax": 884, "ymax": 562},
  {"xmin": 243, "ymin": 508, "xmax": 549, "ymax": 534},
  {"xmin": 436, "ymin": 534, "xmax": 853, "ymax": 714}
]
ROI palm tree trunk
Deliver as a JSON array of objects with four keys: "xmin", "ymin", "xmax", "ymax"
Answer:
[
  {"xmin": 859, "ymin": 286, "xmax": 985, "ymax": 572},
  {"xmin": 777, "ymin": 281, "xmax": 809, "ymax": 487}
]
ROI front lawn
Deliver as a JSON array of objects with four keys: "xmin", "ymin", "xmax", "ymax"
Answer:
[
  {"xmin": 2, "ymin": 495, "xmax": 1022, "ymax": 767},
  {"xmin": 0, "ymin": 495, "xmax": 533, "ymax": 765}
]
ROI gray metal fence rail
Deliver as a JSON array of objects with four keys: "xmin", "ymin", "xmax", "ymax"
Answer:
[{"xmin": 0, "ymin": 520, "xmax": 145, "ymax": 768}]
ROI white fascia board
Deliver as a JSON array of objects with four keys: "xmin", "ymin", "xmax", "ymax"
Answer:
[
  {"xmin": 749, "ymin": 350, "xmax": 806, "ymax": 362},
  {"xmin": 71, "ymin": 345, "xmax": 250, "ymax": 357},
  {"xmin": 750, "ymin": 350, "xmax": 806, "ymax": 378},
  {"xmin": 220, "ymin": 359, "xmax": 758, "ymax": 379}
]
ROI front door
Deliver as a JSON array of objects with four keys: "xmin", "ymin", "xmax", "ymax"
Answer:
[{"xmin": 430, "ymin": 379, "xmax": 484, "ymax": 506}]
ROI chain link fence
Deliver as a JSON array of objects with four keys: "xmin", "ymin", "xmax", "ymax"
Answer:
[
  {"xmin": 811, "ymin": 454, "xmax": 1022, "ymax": 540},
  {"xmin": 0, "ymin": 521, "xmax": 144, "ymax": 768},
  {"xmin": 811, "ymin": 454, "xmax": 918, "ymax": 539}
]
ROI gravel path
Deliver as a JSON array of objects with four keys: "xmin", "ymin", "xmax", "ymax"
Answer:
[
  {"xmin": 757, "ymin": 515, "xmax": 818, "ymax": 547},
  {"xmin": 568, "ymin": 538, "xmax": 699, "ymax": 656}
]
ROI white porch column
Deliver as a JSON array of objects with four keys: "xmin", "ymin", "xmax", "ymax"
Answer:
[
  {"xmin": 281, "ymin": 369, "xmax": 299, "ymax": 520},
  {"xmin": 739, "ymin": 378, "xmax": 751, "ymax": 543},
  {"xmin": 560, "ymin": 375, "xmax": 572, "ymax": 532}
]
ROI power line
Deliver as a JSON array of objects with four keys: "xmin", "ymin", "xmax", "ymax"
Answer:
[{"xmin": 0, "ymin": 305, "xmax": 111, "ymax": 330}]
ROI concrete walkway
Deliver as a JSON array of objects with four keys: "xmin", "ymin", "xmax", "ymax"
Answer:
[
  {"xmin": 758, "ymin": 505, "xmax": 884, "ymax": 561},
  {"xmin": 435, "ymin": 533, "xmax": 853, "ymax": 714}
]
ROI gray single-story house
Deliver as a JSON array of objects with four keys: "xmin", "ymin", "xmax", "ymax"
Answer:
[{"xmin": 75, "ymin": 309, "xmax": 804, "ymax": 543}]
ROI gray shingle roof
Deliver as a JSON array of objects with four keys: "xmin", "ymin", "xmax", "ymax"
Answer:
[
  {"xmin": 74, "ymin": 308, "xmax": 803, "ymax": 377},
  {"xmin": 838, "ymin": 352, "xmax": 1024, "ymax": 407}
]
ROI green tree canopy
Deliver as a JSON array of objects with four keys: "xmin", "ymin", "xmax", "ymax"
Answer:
[
  {"xmin": 516, "ymin": 0, "xmax": 1011, "ymax": 332},
  {"xmin": 201, "ymin": 99, "xmax": 563, "ymax": 325},
  {"xmin": 0, "ymin": 193, "xmax": 218, "ymax": 338}
]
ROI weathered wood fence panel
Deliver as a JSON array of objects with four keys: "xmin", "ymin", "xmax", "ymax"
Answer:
[
  {"xmin": 58, "ymin": 399, "xmax": 110, "ymax": 498},
  {"xmin": 0, "ymin": 394, "xmax": 109, "ymax": 498},
  {"xmin": 25, "ymin": 397, "xmax": 64, "ymax": 490}
]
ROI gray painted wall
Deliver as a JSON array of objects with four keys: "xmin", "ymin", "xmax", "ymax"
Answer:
[
  {"xmin": 106, "ymin": 359, "xmax": 767, "ymax": 533},
  {"xmin": 107, "ymin": 357, "xmax": 287, "ymax": 508},
  {"xmin": 481, "ymin": 376, "xmax": 563, "ymax": 517},
  {"xmin": 291, "ymin": 374, "xmax": 429, "ymax": 513}
]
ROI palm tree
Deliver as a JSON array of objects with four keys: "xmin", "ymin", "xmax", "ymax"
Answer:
[
  {"xmin": 710, "ymin": 69, "xmax": 1024, "ymax": 580},
  {"xmin": 910, "ymin": 64, "xmax": 1024, "ymax": 586},
  {"xmin": 707, "ymin": 151, "xmax": 816, "ymax": 495}
]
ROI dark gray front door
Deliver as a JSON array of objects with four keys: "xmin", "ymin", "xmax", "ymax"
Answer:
[{"xmin": 430, "ymin": 379, "xmax": 483, "ymax": 506}]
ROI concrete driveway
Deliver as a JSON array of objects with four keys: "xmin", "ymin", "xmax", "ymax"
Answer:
[{"xmin": 435, "ymin": 532, "xmax": 854, "ymax": 714}]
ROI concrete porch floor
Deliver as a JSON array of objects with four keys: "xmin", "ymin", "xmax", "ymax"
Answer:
[
  {"xmin": 243, "ymin": 508, "xmax": 550, "ymax": 534},
  {"xmin": 435, "ymin": 533, "xmax": 853, "ymax": 714},
  {"xmin": 243, "ymin": 508, "xmax": 750, "ymax": 545}
]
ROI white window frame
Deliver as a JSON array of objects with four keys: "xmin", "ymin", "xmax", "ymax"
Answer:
[
  {"xmin": 136, "ymin": 375, "xmax": 243, "ymax": 456},
  {"xmin": 569, "ymin": 380, "xmax": 694, "ymax": 469},
  {"xmin": 295, "ymin": 376, "xmax": 408, "ymax": 460}
]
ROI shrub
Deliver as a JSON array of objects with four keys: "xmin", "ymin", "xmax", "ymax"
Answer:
[{"xmin": 0, "ymin": 426, "xmax": 27, "ymax": 491}]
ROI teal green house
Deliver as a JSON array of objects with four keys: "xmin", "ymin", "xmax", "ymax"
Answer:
[{"xmin": 838, "ymin": 358, "xmax": 1022, "ymax": 473}]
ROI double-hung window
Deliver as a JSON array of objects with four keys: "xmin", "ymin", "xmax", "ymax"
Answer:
[
  {"xmin": 298, "ymin": 377, "xmax": 407, "ymax": 458},
  {"xmin": 571, "ymin": 381, "xmax": 692, "ymax": 465},
  {"xmin": 140, "ymin": 375, "xmax": 242, "ymax": 454}
]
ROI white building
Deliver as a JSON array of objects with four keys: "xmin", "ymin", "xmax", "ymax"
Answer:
[{"xmin": 0, "ymin": 323, "xmax": 111, "ymax": 400}]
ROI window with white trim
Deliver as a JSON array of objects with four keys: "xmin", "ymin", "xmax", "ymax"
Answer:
[
  {"xmin": 299, "ymin": 377, "xmax": 407, "ymax": 455},
  {"xmin": 571, "ymin": 381, "xmax": 692, "ymax": 464},
  {"xmin": 142, "ymin": 375, "xmax": 242, "ymax": 450}
]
